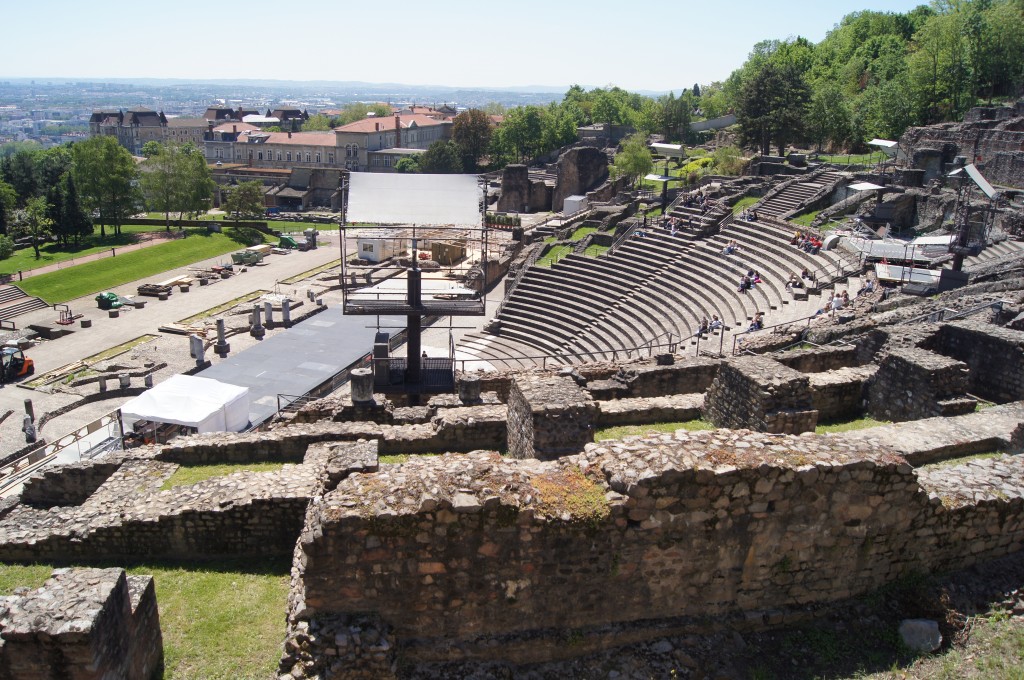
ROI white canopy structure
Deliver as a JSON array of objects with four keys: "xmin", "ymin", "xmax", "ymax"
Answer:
[
  {"xmin": 650, "ymin": 143, "xmax": 685, "ymax": 158},
  {"xmin": 121, "ymin": 375, "xmax": 250, "ymax": 434},
  {"xmin": 346, "ymin": 173, "xmax": 482, "ymax": 226},
  {"xmin": 849, "ymin": 181, "xmax": 886, "ymax": 192}
]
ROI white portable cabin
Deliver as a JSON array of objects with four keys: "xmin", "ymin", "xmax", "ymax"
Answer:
[
  {"xmin": 562, "ymin": 195, "xmax": 589, "ymax": 214},
  {"xmin": 355, "ymin": 229, "xmax": 404, "ymax": 263}
]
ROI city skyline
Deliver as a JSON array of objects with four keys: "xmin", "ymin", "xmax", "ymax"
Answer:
[{"xmin": 4, "ymin": 0, "xmax": 926, "ymax": 93}]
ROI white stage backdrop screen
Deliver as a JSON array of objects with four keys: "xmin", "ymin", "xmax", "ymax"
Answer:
[{"xmin": 347, "ymin": 173, "xmax": 481, "ymax": 226}]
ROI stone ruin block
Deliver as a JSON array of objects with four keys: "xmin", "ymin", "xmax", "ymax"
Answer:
[
  {"xmin": 703, "ymin": 355, "xmax": 817, "ymax": 434},
  {"xmin": 0, "ymin": 568, "xmax": 163, "ymax": 680},
  {"xmin": 507, "ymin": 375, "xmax": 596, "ymax": 459},
  {"xmin": 932, "ymin": 320, "xmax": 1024, "ymax": 404},
  {"xmin": 867, "ymin": 347, "xmax": 974, "ymax": 422}
]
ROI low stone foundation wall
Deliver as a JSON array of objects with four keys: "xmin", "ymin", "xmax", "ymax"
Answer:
[
  {"xmin": 775, "ymin": 345, "xmax": 859, "ymax": 374},
  {"xmin": 507, "ymin": 375, "xmax": 596, "ymax": 459},
  {"xmin": 0, "ymin": 568, "xmax": 163, "ymax": 679},
  {"xmin": 19, "ymin": 459, "xmax": 123, "ymax": 508},
  {"xmin": 808, "ymin": 365, "xmax": 876, "ymax": 422},
  {"xmin": 288, "ymin": 429, "xmax": 1024, "ymax": 668},
  {"xmin": 867, "ymin": 348, "xmax": 974, "ymax": 422},
  {"xmin": 704, "ymin": 356, "xmax": 817, "ymax": 433},
  {"xmin": 595, "ymin": 394, "xmax": 704, "ymax": 427},
  {"xmin": 932, "ymin": 320, "xmax": 1024, "ymax": 403}
]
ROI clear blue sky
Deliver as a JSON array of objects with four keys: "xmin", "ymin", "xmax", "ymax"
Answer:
[{"xmin": 2, "ymin": 0, "xmax": 927, "ymax": 91}]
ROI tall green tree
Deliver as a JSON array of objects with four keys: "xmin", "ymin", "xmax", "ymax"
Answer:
[
  {"xmin": 419, "ymin": 140, "xmax": 464, "ymax": 174},
  {"xmin": 13, "ymin": 196, "xmax": 53, "ymax": 259},
  {"xmin": 609, "ymin": 133, "xmax": 653, "ymax": 188},
  {"xmin": 71, "ymin": 136, "xmax": 141, "ymax": 237},
  {"xmin": 302, "ymin": 114, "xmax": 334, "ymax": 131},
  {"xmin": 3, "ymin": 150, "xmax": 39, "ymax": 206},
  {"xmin": 452, "ymin": 109, "xmax": 493, "ymax": 171},
  {"xmin": 0, "ymin": 181, "xmax": 15, "ymax": 236},
  {"xmin": 60, "ymin": 174, "xmax": 92, "ymax": 247},
  {"xmin": 736, "ymin": 60, "xmax": 810, "ymax": 156},
  {"xmin": 223, "ymin": 181, "xmax": 266, "ymax": 221}
]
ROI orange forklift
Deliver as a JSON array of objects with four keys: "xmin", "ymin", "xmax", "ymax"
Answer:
[{"xmin": 1, "ymin": 346, "xmax": 34, "ymax": 384}]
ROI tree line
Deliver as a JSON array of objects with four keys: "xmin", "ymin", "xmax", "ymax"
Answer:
[{"xmin": 0, "ymin": 137, "xmax": 216, "ymax": 259}]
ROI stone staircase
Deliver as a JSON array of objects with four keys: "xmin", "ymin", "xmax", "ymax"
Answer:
[
  {"xmin": 755, "ymin": 171, "xmax": 845, "ymax": 219},
  {"xmin": 0, "ymin": 285, "xmax": 47, "ymax": 322}
]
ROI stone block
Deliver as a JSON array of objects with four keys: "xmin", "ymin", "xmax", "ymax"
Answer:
[
  {"xmin": 867, "ymin": 347, "xmax": 971, "ymax": 422},
  {"xmin": 507, "ymin": 375, "xmax": 595, "ymax": 459},
  {"xmin": 703, "ymin": 355, "xmax": 817, "ymax": 433}
]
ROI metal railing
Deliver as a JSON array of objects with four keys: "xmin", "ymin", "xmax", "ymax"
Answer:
[
  {"xmin": 454, "ymin": 334, "xmax": 703, "ymax": 372},
  {"xmin": 494, "ymin": 246, "xmax": 543, "ymax": 320},
  {"xmin": 901, "ymin": 299, "xmax": 1007, "ymax": 325},
  {"xmin": 0, "ymin": 411, "xmax": 123, "ymax": 497},
  {"xmin": 732, "ymin": 312, "xmax": 820, "ymax": 356}
]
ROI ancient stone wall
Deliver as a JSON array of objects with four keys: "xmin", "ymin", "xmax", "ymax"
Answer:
[
  {"xmin": 552, "ymin": 147, "xmax": 609, "ymax": 213},
  {"xmin": 774, "ymin": 345, "xmax": 860, "ymax": 374},
  {"xmin": 19, "ymin": 459, "xmax": 122, "ymax": 508},
  {"xmin": 807, "ymin": 365, "xmax": 875, "ymax": 421},
  {"xmin": 0, "ymin": 568, "xmax": 163, "ymax": 680},
  {"xmin": 867, "ymin": 348, "xmax": 974, "ymax": 422},
  {"xmin": 703, "ymin": 356, "xmax": 817, "ymax": 433},
  {"xmin": 507, "ymin": 375, "xmax": 596, "ymax": 459},
  {"xmin": 289, "ymin": 430, "xmax": 1024, "ymax": 666},
  {"xmin": 932, "ymin": 320, "xmax": 1024, "ymax": 403}
]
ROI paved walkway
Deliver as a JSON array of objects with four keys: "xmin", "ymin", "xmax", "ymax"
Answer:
[{"xmin": 0, "ymin": 236, "xmax": 344, "ymax": 456}]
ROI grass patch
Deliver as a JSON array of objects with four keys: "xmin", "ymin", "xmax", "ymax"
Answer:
[
  {"xmin": 178, "ymin": 291, "xmax": 270, "ymax": 324},
  {"xmin": 17, "ymin": 231, "xmax": 265, "ymax": 304},
  {"xmin": 536, "ymin": 245, "xmax": 571, "ymax": 267},
  {"xmin": 0, "ymin": 226, "xmax": 199, "ymax": 276},
  {"xmin": 920, "ymin": 451, "xmax": 1006, "ymax": 470},
  {"xmin": 159, "ymin": 463, "xmax": 285, "ymax": 490},
  {"xmin": 815, "ymin": 151, "xmax": 887, "ymax": 165},
  {"xmin": 789, "ymin": 210, "xmax": 822, "ymax": 227},
  {"xmin": 815, "ymin": 416, "xmax": 888, "ymax": 434},
  {"xmin": 594, "ymin": 419, "xmax": 714, "ymax": 441},
  {"xmin": 584, "ymin": 243, "xmax": 609, "ymax": 257},
  {"xmin": 0, "ymin": 559, "xmax": 289, "ymax": 680},
  {"xmin": 732, "ymin": 196, "xmax": 758, "ymax": 214},
  {"xmin": 379, "ymin": 453, "xmax": 440, "ymax": 465},
  {"xmin": 531, "ymin": 467, "xmax": 609, "ymax": 523},
  {"xmin": 569, "ymin": 226, "xmax": 597, "ymax": 241},
  {"xmin": 280, "ymin": 259, "xmax": 341, "ymax": 285}
]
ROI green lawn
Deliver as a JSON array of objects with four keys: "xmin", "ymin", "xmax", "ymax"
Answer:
[
  {"xmin": 0, "ymin": 225, "xmax": 200, "ymax": 277},
  {"xmin": 536, "ymin": 245, "xmax": 572, "ymax": 267},
  {"xmin": 790, "ymin": 210, "xmax": 822, "ymax": 227},
  {"xmin": 17, "ymin": 230, "xmax": 264, "ymax": 304},
  {"xmin": 0, "ymin": 559, "xmax": 289, "ymax": 680},
  {"xmin": 584, "ymin": 243, "xmax": 609, "ymax": 257},
  {"xmin": 160, "ymin": 463, "xmax": 285, "ymax": 490},
  {"xmin": 815, "ymin": 416, "xmax": 888, "ymax": 434},
  {"xmin": 732, "ymin": 196, "xmax": 758, "ymax": 214},
  {"xmin": 569, "ymin": 226, "xmax": 598, "ymax": 241},
  {"xmin": 594, "ymin": 419, "xmax": 714, "ymax": 441},
  {"xmin": 814, "ymin": 151, "xmax": 887, "ymax": 165}
]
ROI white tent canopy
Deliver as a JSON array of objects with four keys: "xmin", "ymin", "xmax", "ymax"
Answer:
[
  {"xmin": 651, "ymin": 142, "xmax": 685, "ymax": 158},
  {"xmin": 347, "ymin": 173, "xmax": 482, "ymax": 226},
  {"xmin": 849, "ymin": 181, "xmax": 886, "ymax": 192},
  {"xmin": 121, "ymin": 375, "xmax": 250, "ymax": 434}
]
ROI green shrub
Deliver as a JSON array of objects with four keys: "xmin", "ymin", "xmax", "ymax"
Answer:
[{"xmin": 0, "ymin": 235, "xmax": 13, "ymax": 260}]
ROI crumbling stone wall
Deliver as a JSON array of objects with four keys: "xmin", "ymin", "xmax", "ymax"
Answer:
[
  {"xmin": 808, "ymin": 365, "xmax": 876, "ymax": 421},
  {"xmin": 552, "ymin": 146, "xmax": 609, "ymax": 213},
  {"xmin": 774, "ymin": 345, "xmax": 859, "ymax": 374},
  {"xmin": 703, "ymin": 356, "xmax": 818, "ymax": 433},
  {"xmin": 507, "ymin": 375, "xmax": 596, "ymax": 459},
  {"xmin": 867, "ymin": 348, "xmax": 975, "ymax": 422},
  {"xmin": 288, "ymin": 430, "xmax": 1024, "ymax": 667},
  {"xmin": 19, "ymin": 459, "xmax": 122, "ymax": 508},
  {"xmin": 0, "ymin": 568, "xmax": 163, "ymax": 680},
  {"xmin": 931, "ymin": 320, "xmax": 1024, "ymax": 403}
]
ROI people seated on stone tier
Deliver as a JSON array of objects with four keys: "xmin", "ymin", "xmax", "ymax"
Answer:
[
  {"xmin": 747, "ymin": 312, "xmax": 764, "ymax": 332},
  {"xmin": 801, "ymin": 267, "xmax": 816, "ymax": 282},
  {"xmin": 709, "ymin": 315, "xmax": 723, "ymax": 330},
  {"xmin": 786, "ymin": 273, "xmax": 803, "ymax": 290},
  {"xmin": 791, "ymin": 230, "xmax": 803, "ymax": 245},
  {"xmin": 752, "ymin": 270, "xmax": 763, "ymax": 284},
  {"xmin": 857, "ymin": 277, "xmax": 876, "ymax": 297},
  {"xmin": 698, "ymin": 316, "xmax": 710, "ymax": 337},
  {"xmin": 723, "ymin": 240, "xmax": 739, "ymax": 256},
  {"xmin": 813, "ymin": 292, "xmax": 835, "ymax": 317},
  {"xmin": 738, "ymin": 275, "xmax": 752, "ymax": 293}
]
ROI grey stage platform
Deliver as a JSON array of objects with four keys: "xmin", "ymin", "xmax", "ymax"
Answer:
[{"xmin": 200, "ymin": 307, "xmax": 403, "ymax": 427}]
